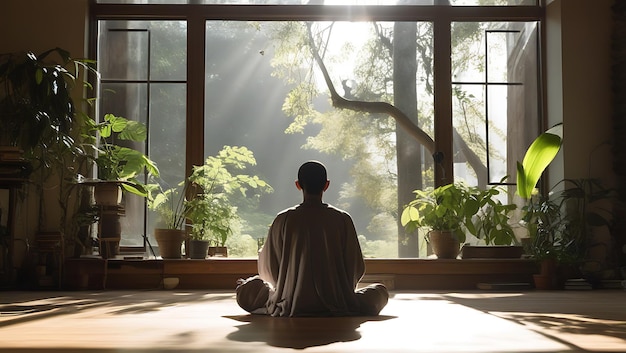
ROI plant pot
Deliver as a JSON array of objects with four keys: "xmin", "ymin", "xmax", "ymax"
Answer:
[
  {"xmin": 154, "ymin": 228, "xmax": 186, "ymax": 259},
  {"xmin": 428, "ymin": 230, "xmax": 459, "ymax": 259},
  {"xmin": 94, "ymin": 182, "xmax": 123, "ymax": 206},
  {"xmin": 208, "ymin": 246, "xmax": 228, "ymax": 257},
  {"xmin": 533, "ymin": 274, "xmax": 557, "ymax": 290},
  {"xmin": 188, "ymin": 239, "xmax": 210, "ymax": 259},
  {"xmin": 460, "ymin": 245, "xmax": 523, "ymax": 259}
]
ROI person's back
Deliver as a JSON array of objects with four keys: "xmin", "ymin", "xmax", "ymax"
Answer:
[
  {"xmin": 235, "ymin": 161, "xmax": 388, "ymax": 317},
  {"xmin": 259, "ymin": 201, "xmax": 364, "ymax": 316}
]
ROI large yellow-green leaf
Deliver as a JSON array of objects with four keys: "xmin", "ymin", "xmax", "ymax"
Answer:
[{"xmin": 517, "ymin": 124, "xmax": 562, "ymax": 199}]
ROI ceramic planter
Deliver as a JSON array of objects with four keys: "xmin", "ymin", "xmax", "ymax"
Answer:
[
  {"xmin": 428, "ymin": 230, "xmax": 460, "ymax": 259},
  {"xmin": 154, "ymin": 228, "xmax": 186, "ymax": 259},
  {"xmin": 93, "ymin": 181, "xmax": 123, "ymax": 206},
  {"xmin": 188, "ymin": 239, "xmax": 210, "ymax": 259}
]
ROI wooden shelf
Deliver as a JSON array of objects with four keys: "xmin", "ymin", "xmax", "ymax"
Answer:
[{"xmin": 64, "ymin": 257, "xmax": 537, "ymax": 290}]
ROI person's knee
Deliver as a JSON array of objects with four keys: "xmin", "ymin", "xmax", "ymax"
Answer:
[
  {"xmin": 236, "ymin": 275, "xmax": 270, "ymax": 313},
  {"xmin": 356, "ymin": 283, "xmax": 389, "ymax": 316}
]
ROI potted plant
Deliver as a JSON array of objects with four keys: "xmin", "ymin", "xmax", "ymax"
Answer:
[
  {"xmin": 185, "ymin": 193, "xmax": 234, "ymax": 259},
  {"xmin": 522, "ymin": 182, "xmax": 615, "ymax": 289},
  {"xmin": 460, "ymin": 183, "xmax": 520, "ymax": 258},
  {"xmin": 86, "ymin": 113, "xmax": 160, "ymax": 205},
  {"xmin": 80, "ymin": 113, "xmax": 159, "ymax": 258},
  {"xmin": 401, "ymin": 183, "xmax": 477, "ymax": 259},
  {"xmin": 146, "ymin": 180, "xmax": 191, "ymax": 259},
  {"xmin": 0, "ymin": 48, "xmax": 101, "ymax": 259},
  {"xmin": 186, "ymin": 145, "xmax": 272, "ymax": 258},
  {"xmin": 515, "ymin": 126, "xmax": 615, "ymax": 287}
]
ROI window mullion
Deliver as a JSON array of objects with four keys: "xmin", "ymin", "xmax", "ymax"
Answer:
[
  {"xmin": 186, "ymin": 14, "xmax": 205, "ymax": 177},
  {"xmin": 433, "ymin": 17, "xmax": 453, "ymax": 187}
]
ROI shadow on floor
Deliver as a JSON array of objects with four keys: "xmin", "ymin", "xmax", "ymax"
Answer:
[{"xmin": 224, "ymin": 314, "xmax": 395, "ymax": 349}]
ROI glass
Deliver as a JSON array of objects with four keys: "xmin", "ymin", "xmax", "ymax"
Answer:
[
  {"xmin": 98, "ymin": 20, "xmax": 188, "ymax": 250},
  {"xmin": 452, "ymin": 21, "xmax": 539, "ymax": 191},
  {"xmin": 204, "ymin": 21, "xmax": 435, "ymax": 258}
]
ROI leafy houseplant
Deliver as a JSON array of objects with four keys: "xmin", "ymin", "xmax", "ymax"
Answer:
[
  {"xmin": 88, "ymin": 113, "xmax": 160, "ymax": 200},
  {"xmin": 465, "ymin": 184, "xmax": 518, "ymax": 246},
  {"xmin": 0, "ymin": 47, "xmax": 103, "ymax": 259},
  {"xmin": 401, "ymin": 182, "xmax": 518, "ymax": 259},
  {"xmin": 186, "ymin": 145, "xmax": 273, "ymax": 257},
  {"xmin": 460, "ymin": 183, "xmax": 520, "ymax": 258},
  {"xmin": 147, "ymin": 145, "xmax": 273, "ymax": 259},
  {"xmin": 0, "ymin": 48, "xmax": 95, "ymax": 161},
  {"xmin": 146, "ymin": 180, "xmax": 191, "ymax": 259},
  {"xmin": 401, "ymin": 183, "xmax": 477, "ymax": 259},
  {"xmin": 528, "ymin": 178, "xmax": 616, "ymax": 284},
  {"xmin": 515, "ymin": 124, "xmax": 564, "ymax": 287}
]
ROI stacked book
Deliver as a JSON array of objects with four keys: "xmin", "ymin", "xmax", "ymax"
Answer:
[{"xmin": 564, "ymin": 278, "xmax": 592, "ymax": 290}]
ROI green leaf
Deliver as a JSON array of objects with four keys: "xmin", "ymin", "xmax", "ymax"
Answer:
[
  {"xmin": 517, "ymin": 124, "xmax": 563, "ymax": 199},
  {"xmin": 119, "ymin": 120, "xmax": 147, "ymax": 141},
  {"xmin": 400, "ymin": 206, "xmax": 419, "ymax": 226}
]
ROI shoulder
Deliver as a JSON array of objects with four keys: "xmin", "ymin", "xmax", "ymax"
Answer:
[
  {"xmin": 273, "ymin": 205, "xmax": 299, "ymax": 219},
  {"xmin": 325, "ymin": 204, "xmax": 354, "ymax": 220}
]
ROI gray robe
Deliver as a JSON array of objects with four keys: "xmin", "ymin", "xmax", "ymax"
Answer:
[{"xmin": 258, "ymin": 201, "xmax": 365, "ymax": 317}]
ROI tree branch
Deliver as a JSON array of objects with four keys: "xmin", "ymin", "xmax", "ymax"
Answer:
[{"xmin": 305, "ymin": 23, "xmax": 436, "ymax": 156}]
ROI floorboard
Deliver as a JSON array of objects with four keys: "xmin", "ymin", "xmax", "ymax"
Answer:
[{"xmin": 0, "ymin": 290, "xmax": 624, "ymax": 352}]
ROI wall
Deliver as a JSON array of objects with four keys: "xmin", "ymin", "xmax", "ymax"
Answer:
[
  {"xmin": 1, "ymin": 0, "xmax": 90, "ymax": 259},
  {"xmin": 546, "ymin": 0, "xmax": 615, "ymax": 187}
]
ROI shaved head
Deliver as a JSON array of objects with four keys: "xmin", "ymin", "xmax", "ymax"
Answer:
[{"xmin": 297, "ymin": 161, "xmax": 328, "ymax": 194}]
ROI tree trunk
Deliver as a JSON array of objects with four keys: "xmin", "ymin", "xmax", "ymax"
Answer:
[{"xmin": 394, "ymin": 22, "xmax": 422, "ymax": 258}]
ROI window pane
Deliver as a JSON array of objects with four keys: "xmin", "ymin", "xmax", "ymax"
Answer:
[
  {"xmin": 452, "ymin": 21, "xmax": 539, "ymax": 190},
  {"xmin": 146, "ymin": 83, "xmax": 187, "ymax": 242},
  {"xmin": 204, "ymin": 21, "xmax": 434, "ymax": 258},
  {"xmin": 100, "ymin": 82, "xmax": 149, "ymax": 247},
  {"xmin": 98, "ymin": 20, "xmax": 187, "ymax": 251},
  {"xmin": 100, "ymin": 27, "xmax": 149, "ymax": 81}
]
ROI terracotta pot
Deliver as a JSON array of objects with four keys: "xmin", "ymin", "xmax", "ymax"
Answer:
[
  {"xmin": 154, "ymin": 229, "xmax": 186, "ymax": 259},
  {"xmin": 428, "ymin": 230, "xmax": 460, "ymax": 259},
  {"xmin": 533, "ymin": 274, "xmax": 557, "ymax": 290}
]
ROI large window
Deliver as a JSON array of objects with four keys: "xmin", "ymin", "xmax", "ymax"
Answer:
[{"xmin": 94, "ymin": 3, "xmax": 544, "ymax": 258}]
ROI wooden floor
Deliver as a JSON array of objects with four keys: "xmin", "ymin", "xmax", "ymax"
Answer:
[{"xmin": 0, "ymin": 289, "xmax": 624, "ymax": 353}]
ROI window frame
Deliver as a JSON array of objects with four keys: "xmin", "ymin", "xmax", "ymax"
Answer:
[{"xmin": 90, "ymin": 2, "xmax": 546, "ymax": 255}]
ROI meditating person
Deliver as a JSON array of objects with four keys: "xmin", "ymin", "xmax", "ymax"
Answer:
[{"xmin": 236, "ymin": 160, "xmax": 389, "ymax": 317}]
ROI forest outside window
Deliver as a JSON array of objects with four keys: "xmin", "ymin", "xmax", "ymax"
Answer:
[{"xmin": 94, "ymin": 3, "xmax": 543, "ymax": 258}]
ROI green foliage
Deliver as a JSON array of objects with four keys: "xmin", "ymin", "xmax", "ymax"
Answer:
[
  {"xmin": 516, "ymin": 124, "xmax": 563, "ymax": 199},
  {"xmin": 358, "ymin": 235, "xmax": 398, "ymax": 258},
  {"xmin": 401, "ymin": 183, "xmax": 477, "ymax": 243},
  {"xmin": 225, "ymin": 232, "xmax": 260, "ymax": 258},
  {"xmin": 401, "ymin": 182, "xmax": 517, "ymax": 245},
  {"xmin": 0, "ymin": 48, "xmax": 95, "ymax": 155},
  {"xmin": 90, "ymin": 113, "xmax": 160, "ymax": 197},
  {"xmin": 186, "ymin": 145, "xmax": 273, "ymax": 245},
  {"xmin": 522, "ymin": 178, "xmax": 615, "ymax": 267},
  {"xmin": 146, "ymin": 180, "xmax": 191, "ymax": 230},
  {"xmin": 465, "ymin": 184, "xmax": 518, "ymax": 245}
]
